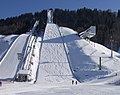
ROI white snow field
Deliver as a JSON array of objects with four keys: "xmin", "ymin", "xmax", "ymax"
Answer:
[{"xmin": 1, "ymin": 24, "xmax": 120, "ymax": 95}]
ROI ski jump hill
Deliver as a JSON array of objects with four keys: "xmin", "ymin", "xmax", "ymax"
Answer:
[
  {"xmin": 0, "ymin": 21, "xmax": 120, "ymax": 85},
  {"xmin": 37, "ymin": 23, "xmax": 73, "ymax": 85},
  {"xmin": 1, "ymin": 10, "xmax": 120, "ymax": 95}
]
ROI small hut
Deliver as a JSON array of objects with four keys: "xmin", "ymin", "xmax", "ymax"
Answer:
[{"xmin": 16, "ymin": 70, "xmax": 31, "ymax": 82}]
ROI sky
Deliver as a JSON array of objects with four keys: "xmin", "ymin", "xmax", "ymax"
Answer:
[{"xmin": 0, "ymin": 0, "xmax": 120, "ymax": 19}]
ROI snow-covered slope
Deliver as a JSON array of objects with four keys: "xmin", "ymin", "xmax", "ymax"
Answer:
[
  {"xmin": 37, "ymin": 23, "xmax": 73, "ymax": 85},
  {"xmin": 60, "ymin": 27, "xmax": 120, "ymax": 82},
  {"xmin": 0, "ymin": 34, "xmax": 29, "ymax": 80},
  {"xmin": 0, "ymin": 35, "xmax": 18, "ymax": 61}
]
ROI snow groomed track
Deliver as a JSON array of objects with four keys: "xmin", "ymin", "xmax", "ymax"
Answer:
[
  {"xmin": 37, "ymin": 23, "xmax": 73, "ymax": 84},
  {"xmin": 0, "ymin": 34, "xmax": 29, "ymax": 80}
]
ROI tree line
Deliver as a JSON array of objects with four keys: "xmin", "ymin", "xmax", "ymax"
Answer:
[{"xmin": 0, "ymin": 8, "xmax": 120, "ymax": 51}]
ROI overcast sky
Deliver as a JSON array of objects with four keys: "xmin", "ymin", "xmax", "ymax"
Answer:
[{"xmin": 0, "ymin": 0, "xmax": 120, "ymax": 19}]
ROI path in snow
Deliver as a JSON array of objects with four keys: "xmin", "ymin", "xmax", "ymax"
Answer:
[{"xmin": 37, "ymin": 23, "xmax": 73, "ymax": 85}]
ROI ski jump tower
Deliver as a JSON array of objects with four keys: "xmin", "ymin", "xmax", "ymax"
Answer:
[{"xmin": 47, "ymin": 9, "xmax": 53, "ymax": 23}]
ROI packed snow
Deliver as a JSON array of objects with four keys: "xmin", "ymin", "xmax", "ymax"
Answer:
[{"xmin": 0, "ymin": 24, "xmax": 120, "ymax": 95}]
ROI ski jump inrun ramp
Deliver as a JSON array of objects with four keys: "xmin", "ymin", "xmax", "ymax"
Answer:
[{"xmin": 37, "ymin": 23, "xmax": 73, "ymax": 84}]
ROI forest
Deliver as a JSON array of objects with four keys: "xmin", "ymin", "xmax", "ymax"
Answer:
[{"xmin": 0, "ymin": 8, "xmax": 120, "ymax": 51}]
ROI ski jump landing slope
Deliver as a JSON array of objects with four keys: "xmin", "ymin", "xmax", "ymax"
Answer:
[
  {"xmin": 0, "ymin": 34, "xmax": 29, "ymax": 80},
  {"xmin": 37, "ymin": 23, "xmax": 73, "ymax": 84}
]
